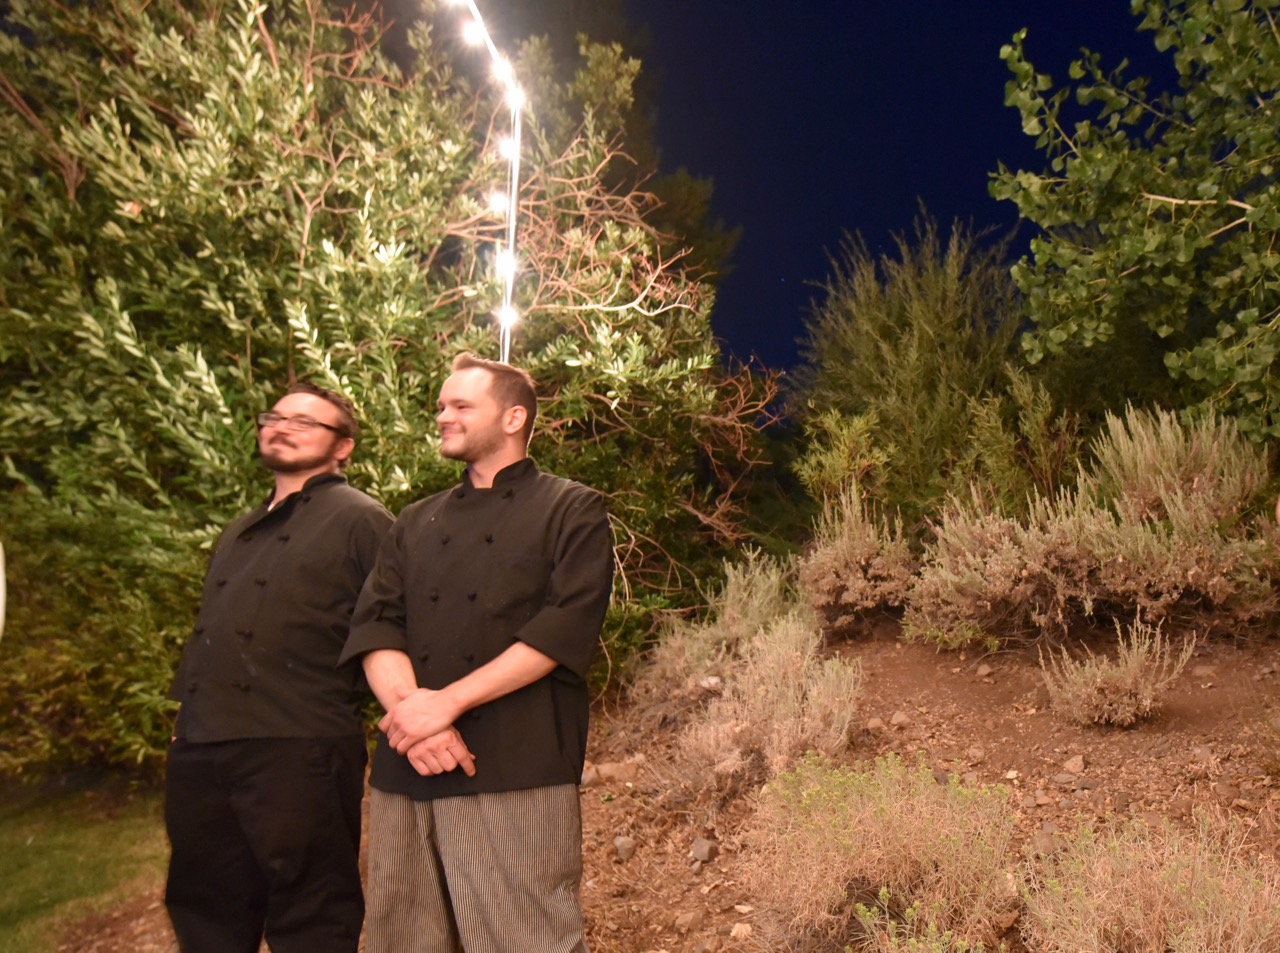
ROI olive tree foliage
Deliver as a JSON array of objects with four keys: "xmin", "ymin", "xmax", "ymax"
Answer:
[
  {"xmin": 0, "ymin": 0, "xmax": 773, "ymax": 774},
  {"xmin": 789, "ymin": 216, "xmax": 1028, "ymax": 524},
  {"xmin": 992, "ymin": 0, "xmax": 1280, "ymax": 439}
]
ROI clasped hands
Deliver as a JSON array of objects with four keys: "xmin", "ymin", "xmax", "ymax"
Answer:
[{"xmin": 380, "ymin": 687, "xmax": 476, "ymax": 778}]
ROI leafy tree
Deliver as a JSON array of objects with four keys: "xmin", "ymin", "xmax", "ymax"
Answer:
[
  {"xmin": 790, "ymin": 215, "xmax": 1022, "ymax": 522},
  {"xmin": 992, "ymin": 0, "xmax": 1280, "ymax": 439},
  {"xmin": 0, "ymin": 0, "xmax": 773, "ymax": 774}
]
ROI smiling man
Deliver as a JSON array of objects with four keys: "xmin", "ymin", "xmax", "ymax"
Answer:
[
  {"xmin": 342, "ymin": 352, "xmax": 614, "ymax": 953},
  {"xmin": 164, "ymin": 382, "xmax": 392, "ymax": 953}
]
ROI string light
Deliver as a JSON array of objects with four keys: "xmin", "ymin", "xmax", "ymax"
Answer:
[{"xmin": 448, "ymin": 1, "xmax": 525, "ymax": 363}]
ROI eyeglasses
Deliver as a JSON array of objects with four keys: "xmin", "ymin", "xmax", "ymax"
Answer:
[{"xmin": 257, "ymin": 412, "xmax": 345, "ymax": 435}]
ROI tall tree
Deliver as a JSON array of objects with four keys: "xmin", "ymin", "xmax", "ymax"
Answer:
[
  {"xmin": 992, "ymin": 0, "xmax": 1280, "ymax": 438},
  {"xmin": 0, "ymin": 0, "xmax": 772, "ymax": 774}
]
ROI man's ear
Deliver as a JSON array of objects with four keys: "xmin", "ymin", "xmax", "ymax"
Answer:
[
  {"xmin": 333, "ymin": 436, "xmax": 355, "ymax": 465},
  {"xmin": 503, "ymin": 405, "xmax": 528, "ymax": 437}
]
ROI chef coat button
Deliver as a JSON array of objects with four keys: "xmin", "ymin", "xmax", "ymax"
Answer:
[
  {"xmin": 429, "ymin": 593, "xmax": 439, "ymax": 603},
  {"xmin": 467, "ymin": 592, "xmax": 477, "ymax": 601},
  {"xmin": 254, "ymin": 577, "xmax": 267, "ymax": 586},
  {"xmin": 486, "ymin": 534, "xmax": 494, "ymax": 543},
  {"xmin": 441, "ymin": 534, "xmax": 450, "ymax": 545},
  {"xmin": 236, "ymin": 628, "xmax": 253, "ymax": 639},
  {"xmin": 464, "ymin": 653, "xmax": 475, "ymax": 665}
]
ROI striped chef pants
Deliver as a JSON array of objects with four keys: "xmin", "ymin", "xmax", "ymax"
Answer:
[{"xmin": 365, "ymin": 784, "xmax": 588, "ymax": 953}]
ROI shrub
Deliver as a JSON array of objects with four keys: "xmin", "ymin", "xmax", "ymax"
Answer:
[
  {"xmin": 798, "ymin": 483, "xmax": 917, "ymax": 633},
  {"xmin": 676, "ymin": 609, "xmax": 862, "ymax": 790},
  {"xmin": 904, "ymin": 406, "xmax": 1280, "ymax": 647},
  {"xmin": 792, "ymin": 410, "xmax": 891, "ymax": 506},
  {"xmin": 903, "ymin": 487, "xmax": 1111, "ymax": 645},
  {"xmin": 628, "ymin": 550, "xmax": 792, "ymax": 725},
  {"xmin": 1039, "ymin": 619, "xmax": 1195, "ymax": 727},
  {"xmin": 956, "ymin": 368, "xmax": 1082, "ymax": 517},
  {"xmin": 746, "ymin": 755, "xmax": 1019, "ymax": 951},
  {"xmin": 790, "ymin": 215, "xmax": 1021, "ymax": 522},
  {"xmin": 1021, "ymin": 814, "xmax": 1280, "ymax": 952},
  {"xmin": 1090, "ymin": 405, "xmax": 1266, "ymax": 528}
]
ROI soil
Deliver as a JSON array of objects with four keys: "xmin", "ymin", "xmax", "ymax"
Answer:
[{"xmin": 57, "ymin": 626, "xmax": 1280, "ymax": 953}]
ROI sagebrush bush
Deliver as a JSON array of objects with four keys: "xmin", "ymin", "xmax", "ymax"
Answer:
[
  {"xmin": 799, "ymin": 483, "xmax": 916, "ymax": 632},
  {"xmin": 628, "ymin": 551, "xmax": 793, "ymax": 726},
  {"xmin": 746, "ymin": 755, "xmax": 1019, "ymax": 951},
  {"xmin": 1040, "ymin": 619, "xmax": 1195, "ymax": 727},
  {"xmin": 676, "ymin": 609, "xmax": 862, "ymax": 788},
  {"xmin": 904, "ymin": 405, "xmax": 1280, "ymax": 647},
  {"xmin": 1021, "ymin": 814, "xmax": 1280, "ymax": 952},
  {"xmin": 903, "ymin": 487, "xmax": 1110, "ymax": 645},
  {"xmin": 1090, "ymin": 406, "xmax": 1266, "ymax": 528}
]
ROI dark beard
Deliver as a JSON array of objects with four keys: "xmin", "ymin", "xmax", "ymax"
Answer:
[{"xmin": 258, "ymin": 438, "xmax": 339, "ymax": 474}]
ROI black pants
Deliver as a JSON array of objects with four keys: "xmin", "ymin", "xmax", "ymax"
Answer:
[{"xmin": 164, "ymin": 736, "xmax": 367, "ymax": 953}]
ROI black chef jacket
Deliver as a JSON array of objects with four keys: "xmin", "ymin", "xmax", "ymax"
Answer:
[
  {"xmin": 172, "ymin": 472, "xmax": 393, "ymax": 741},
  {"xmin": 341, "ymin": 458, "xmax": 613, "ymax": 799}
]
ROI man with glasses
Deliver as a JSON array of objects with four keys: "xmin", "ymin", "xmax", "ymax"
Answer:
[{"xmin": 164, "ymin": 382, "xmax": 393, "ymax": 953}]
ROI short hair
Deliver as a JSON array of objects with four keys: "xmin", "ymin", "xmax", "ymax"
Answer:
[
  {"xmin": 286, "ymin": 381, "xmax": 359, "ymax": 439},
  {"xmin": 451, "ymin": 352, "xmax": 537, "ymax": 445}
]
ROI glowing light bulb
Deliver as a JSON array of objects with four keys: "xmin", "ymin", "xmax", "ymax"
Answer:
[
  {"xmin": 462, "ymin": 20, "xmax": 485, "ymax": 45},
  {"xmin": 498, "ymin": 137, "xmax": 518, "ymax": 160},
  {"xmin": 492, "ymin": 58, "xmax": 514, "ymax": 85},
  {"xmin": 488, "ymin": 191, "xmax": 509, "ymax": 213},
  {"xmin": 497, "ymin": 305, "xmax": 519, "ymax": 328},
  {"xmin": 505, "ymin": 86, "xmax": 526, "ymax": 110},
  {"xmin": 495, "ymin": 249, "xmax": 518, "ymax": 280}
]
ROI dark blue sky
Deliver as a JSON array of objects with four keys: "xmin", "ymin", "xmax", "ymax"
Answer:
[{"xmin": 628, "ymin": 2, "xmax": 1178, "ymax": 369}]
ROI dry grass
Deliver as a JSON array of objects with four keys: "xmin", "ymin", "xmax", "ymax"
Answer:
[
  {"xmin": 1039, "ymin": 619, "xmax": 1196, "ymax": 727},
  {"xmin": 799, "ymin": 482, "xmax": 917, "ymax": 633},
  {"xmin": 745, "ymin": 755, "xmax": 1019, "ymax": 952},
  {"xmin": 1021, "ymin": 813, "xmax": 1280, "ymax": 952}
]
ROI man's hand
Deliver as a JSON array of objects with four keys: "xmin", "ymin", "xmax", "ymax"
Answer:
[
  {"xmin": 379, "ymin": 687, "xmax": 462, "ymax": 754},
  {"xmin": 406, "ymin": 728, "xmax": 477, "ymax": 778}
]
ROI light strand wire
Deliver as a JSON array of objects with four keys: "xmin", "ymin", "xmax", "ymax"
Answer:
[{"xmin": 450, "ymin": 0, "xmax": 524, "ymax": 364}]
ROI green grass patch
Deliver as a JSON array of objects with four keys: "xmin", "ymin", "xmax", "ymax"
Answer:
[{"xmin": 0, "ymin": 778, "xmax": 167, "ymax": 953}]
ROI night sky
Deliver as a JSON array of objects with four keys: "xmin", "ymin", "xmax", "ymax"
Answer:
[{"xmin": 626, "ymin": 2, "xmax": 1179, "ymax": 369}]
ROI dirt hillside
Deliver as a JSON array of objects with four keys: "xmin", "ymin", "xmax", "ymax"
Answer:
[{"xmin": 59, "ymin": 628, "xmax": 1280, "ymax": 952}]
